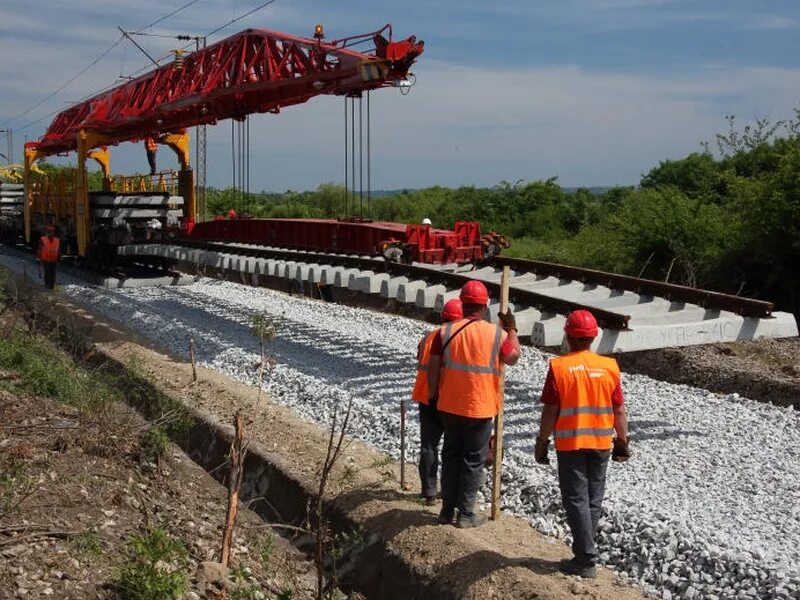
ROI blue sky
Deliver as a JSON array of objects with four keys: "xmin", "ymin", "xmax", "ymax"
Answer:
[{"xmin": 1, "ymin": 0, "xmax": 798, "ymax": 191}]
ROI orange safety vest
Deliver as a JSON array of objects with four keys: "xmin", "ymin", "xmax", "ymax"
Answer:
[
  {"xmin": 145, "ymin": 137, "xmax": 158, "ymax": 152},
  {"xmin": 38, "ymin": 237, "xmax": 60, "ymax": 263},
  {"xmin": 437, "ymin": 318, "xmax": 505, "ymax": 419},
  {"xmin": 411, "ymin": 330, "xmax": 438, "ymax": 404},
  {"xmin": 551, "ymin": 350, "xmax": 619, "ymax": 451}
]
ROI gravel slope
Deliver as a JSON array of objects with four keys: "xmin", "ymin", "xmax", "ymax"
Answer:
[{"xmin": 0, "ymin": 251, "xmax": 798, "ymax": 600}]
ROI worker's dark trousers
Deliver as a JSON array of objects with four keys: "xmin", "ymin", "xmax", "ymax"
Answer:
[
  {"xmin": 439, "ymin": 412, "xmax": 492, "ymax": 515},
  {"xmin": 417, "ymin": 402, "xmax": 443, "ymax": 498},
  {"xmin": 42, "ymin": 262, "xmax": 57, "ymax": 289},
  {"xmin": 556, "ymin": 449, "xmax": 611, "ymax": 563},
  {"xmin": 146, "ymin": 150, "xmax": 157, "ymax": 175}
]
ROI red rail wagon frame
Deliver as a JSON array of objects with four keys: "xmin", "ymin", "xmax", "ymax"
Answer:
[{"xmin": 185, "ymin": 217, "xmax": 484, "ymax": 264}]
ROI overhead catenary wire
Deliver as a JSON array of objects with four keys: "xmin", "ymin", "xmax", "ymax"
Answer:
[
  {"xmin": 205, "ymin": 0, "xmax": 283, "ymax": 38},
  {"xmin": 2, "ymin": 0, "xmax": 207, "ymax": 130}
]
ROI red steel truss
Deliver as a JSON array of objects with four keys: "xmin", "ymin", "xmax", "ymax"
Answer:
[{"xmin": 31, "ymin": 25, "xmax": 423, "ymax": 155}]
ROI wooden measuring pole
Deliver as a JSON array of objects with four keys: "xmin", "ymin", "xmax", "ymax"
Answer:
[
  {"xmin": 189, "ymin": 337, "xmax": 197, "ymax": 383},
  {"xmin": 399, "ymin": 398, "xmax": 407, "ymax": 490},
  {"xmin": 491, "ymin": 266, "xmax": 511, "ymax": 520}
]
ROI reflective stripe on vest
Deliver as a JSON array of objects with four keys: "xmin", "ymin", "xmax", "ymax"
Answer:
[
  {"xmin": 411, "ymin": 330, "xmax": 438, "ymax": 404},
  {"xmin": 39, "ymin": 237, "xmax": 60, "ymax": 263},
  {"xmin": 436, "ymin": 318, "xmax": 504, "ymax": 419},
  {"xmin": 554, "ymin": 427, "xmax": 615, "ymax": 439},
  {"xmin": 551, "ymin": 351, "xmax": 619, "ymax": 451}
]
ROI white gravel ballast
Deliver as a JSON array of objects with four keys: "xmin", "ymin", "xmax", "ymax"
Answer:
[{"xmin": 0, "ymin": 252, "xmax": 796, "ymax": 600}]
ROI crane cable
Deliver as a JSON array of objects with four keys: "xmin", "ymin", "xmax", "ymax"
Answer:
[{"xmin": 343, "ymin": 94, "xmax": 373, "ymax": 219}]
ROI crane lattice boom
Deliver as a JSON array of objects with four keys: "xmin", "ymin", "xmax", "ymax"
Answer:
[{"xmin": 31, "ymin": 25, "xmax": 424, "ymax": 155}]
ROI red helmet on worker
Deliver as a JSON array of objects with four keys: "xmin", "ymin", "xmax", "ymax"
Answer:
[
  {"xmin": 441, "ymin": 298, "xmax": 463, "ymax": 322},
  {"xmin": 459, "ymin": 280, "xmax": 489, "ymax": 306},
  {"xmin": 45, "ymin": 225, "xmax": 56, "ymax": 234},
  {"xmin": 564, "ymin": 310, "xmax": 598, "ymax": 338}
]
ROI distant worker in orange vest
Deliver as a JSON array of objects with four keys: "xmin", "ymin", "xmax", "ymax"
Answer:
[
  {"xmin": 228, "ymin": 208, "xmax": 237, "ymax": 220},
  {"xmin": 411, "ymin": 298, "xmax": 464, "ymax": 505},
  {"xmin": 535, "ymin": 310, "xmax": 630, "ymax": 578},
  {"xmin": 427, "ymin": 281, "xmax": 520, "ymax": 528},
  {"xmin": 37, "ymin": 225, "xmax": 60, "ymax": 290},
  {"xmin": 144, "ymin": 136, "xmax": 158, "ymax": 175}
]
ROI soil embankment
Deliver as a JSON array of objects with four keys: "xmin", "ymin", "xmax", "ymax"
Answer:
[{"xmin": 1, "ymin": 269, "xmax": 643, "ymax": 599}]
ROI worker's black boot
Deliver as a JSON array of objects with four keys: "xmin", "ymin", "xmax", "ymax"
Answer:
[
  {"xmin": 558, "ymin": 558, "xmax": 597, "ymax": 578},
  {"xmin": 437, "ymin": 504, "xmax": 455, "ymax": 525},
  {"xmin": 455, "ymin": 512, "xmax": 488, "ymax": 529}
]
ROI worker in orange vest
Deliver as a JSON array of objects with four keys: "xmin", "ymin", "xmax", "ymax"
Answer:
[
  {"xmin": 535, "ymin": 310, "xmax": 630, "ymax": 578},
  {"xmin": 228, "ymin": 208, "xmax": 237, "ymax": 220},
  {"xmin": 411, "ymin": 298, "xmax": 464, "ymax": 505},
  {"xmin": 427, "ymin": 280, "xmax": 520, "ymax": 528},
  {"xmin": 37, "ymin": 225, "xmax": 60, "ymax": 290},
  {"xmin": 144, "ymin": 136, "xmax": 158, "ymax": 175}
]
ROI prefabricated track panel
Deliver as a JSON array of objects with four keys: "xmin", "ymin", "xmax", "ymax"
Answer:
[
  {"xmin": 89, "ymin": 193, "xmax": 184, "ymax": 208},
  {"xmin": 187, "ymin": 218, "xmax": 484, "ymax": 264},
  {"xmin": 92, "ymin": 209, "xmax": 184, "ymax": 219}
]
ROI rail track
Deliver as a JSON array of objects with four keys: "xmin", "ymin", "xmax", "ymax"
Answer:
[{"xmin": 120, "ymin": 241, "xmax": 798, "ymax": 353}]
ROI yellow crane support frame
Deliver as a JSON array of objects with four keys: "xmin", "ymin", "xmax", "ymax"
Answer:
[{"xmin": 23, "ymin": 131, "xmax": 195, "ymax": 256}]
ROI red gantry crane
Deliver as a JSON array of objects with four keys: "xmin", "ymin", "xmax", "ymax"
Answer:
[{"xmin": 24, "ymin": 25, "xmax": 425, "ymax": 255}]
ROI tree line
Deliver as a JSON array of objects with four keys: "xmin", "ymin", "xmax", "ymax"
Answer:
[{"xmin": 209, "ymin": 110, "xmax": 800, "ymax": 316}]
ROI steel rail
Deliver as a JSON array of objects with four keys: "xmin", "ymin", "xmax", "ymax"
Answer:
[
  {"xmin": 173, "ymin": 240, "xmax": 632, "ymax": 330},
  {"xmin": 491, "ymin": 256, "xmax": 773, "ymax": 318}
]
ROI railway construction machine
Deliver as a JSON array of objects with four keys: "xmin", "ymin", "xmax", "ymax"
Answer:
[{"xmin": 11, "ymin": 24, "xmax": 492, "ymax": 266}]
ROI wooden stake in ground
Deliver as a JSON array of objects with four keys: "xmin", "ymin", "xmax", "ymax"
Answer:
[
  {"xmin": 189, "ymin": 337, "xmax": 197, "ymax": 383},
  {"xmin": 491, "ymin": 266, "xmax": 511, "ymax": 520},
  {"xmin": 220, "ymin": 411, "xmax": 245, "ymax": 566},
  {"xmin": 399, "ymin": 398, "xmax": 407, "ymax": 490}
]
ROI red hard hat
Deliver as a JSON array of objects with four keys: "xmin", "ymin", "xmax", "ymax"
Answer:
[
  {"xmin": 46, "ymin": 225, "xmax": 56, "ymax": 232},
  {"xmin": 564, "ymin": 310, "xmax": 598, "ymax": 338},
  {"xmin": 460, "ymin": 280, "xmax": 489, "ymax": 305},
  {"xmin": 441, "ymin": 298, "xmax": 463, "ymax": 321}
]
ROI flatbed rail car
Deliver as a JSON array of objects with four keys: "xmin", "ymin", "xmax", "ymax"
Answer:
[{"xmin": 184, "ymin": 217, "xmax": 485, "ymax": 264}]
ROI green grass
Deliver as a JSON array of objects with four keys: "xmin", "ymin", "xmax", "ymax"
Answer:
[{"xmin": 0, "ymin": 329, "xmax": 118, "ymax": 412}]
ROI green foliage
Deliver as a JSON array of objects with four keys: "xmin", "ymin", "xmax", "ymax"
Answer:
[
  {"xmin": 192, "ymin": 110, "xmax": 800, "ymax": 316},
  {"xmin": 0, "ymin": 457, "xmax": 36, "ymax": 519},
  {"xmin": 228, "ymin": 565, "xmax": 265, "ymax": 599},
  {"xmin": 0, "ymin": 330, "xmax": 116, "ymax": 411},
  {"xmin": 113, "ymin": 528, "xmax": 188, "ymax": 600},
  {"xmin": 72, "ymin": 528, "xmax": 103, "ymax": 557},
  {"xmin": 138, "ymin": 426, "xmax": 171, "ymax": 463},
  {"xmin": 250, "ymin": 313, "xmax": 277, "ymax": 344}
]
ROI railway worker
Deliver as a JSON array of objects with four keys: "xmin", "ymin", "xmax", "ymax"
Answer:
[
  {"xmin": 227, "ymin": 208, "xmax": 238, "ymax": 220},
  {"xmin": 534, "ymin": 309, "xmax": 630, "ymax": 578},
  {"xmin": 410, "ymin": 298, "xmax": 464, "ymax": 505},
  {"xmin": 144, "ymin": 136, "xmax": 158, "ymax": 175},
  {"xmin": 37, "ymin": 225, "xmax": 60, "ymax": 290},
  {"xmin": 427, "ymin": 280, "xmax": 520, "ymax": 528}
]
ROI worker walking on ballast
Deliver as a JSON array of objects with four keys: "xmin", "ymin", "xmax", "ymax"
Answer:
[
  {"xmin": 427, "ymin": 281, "xmax": 520, "ymax": 528},
  {"xmin": 37, "ymin": 225, "xmax": 60, "ymax": 290},
  {"xmin": 534, "ymin": 310, "xmax": 630, "ymax": 578},
  {"xmin": 410, "ymin": 298, "xmax": 464, "ymax": 505}
]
